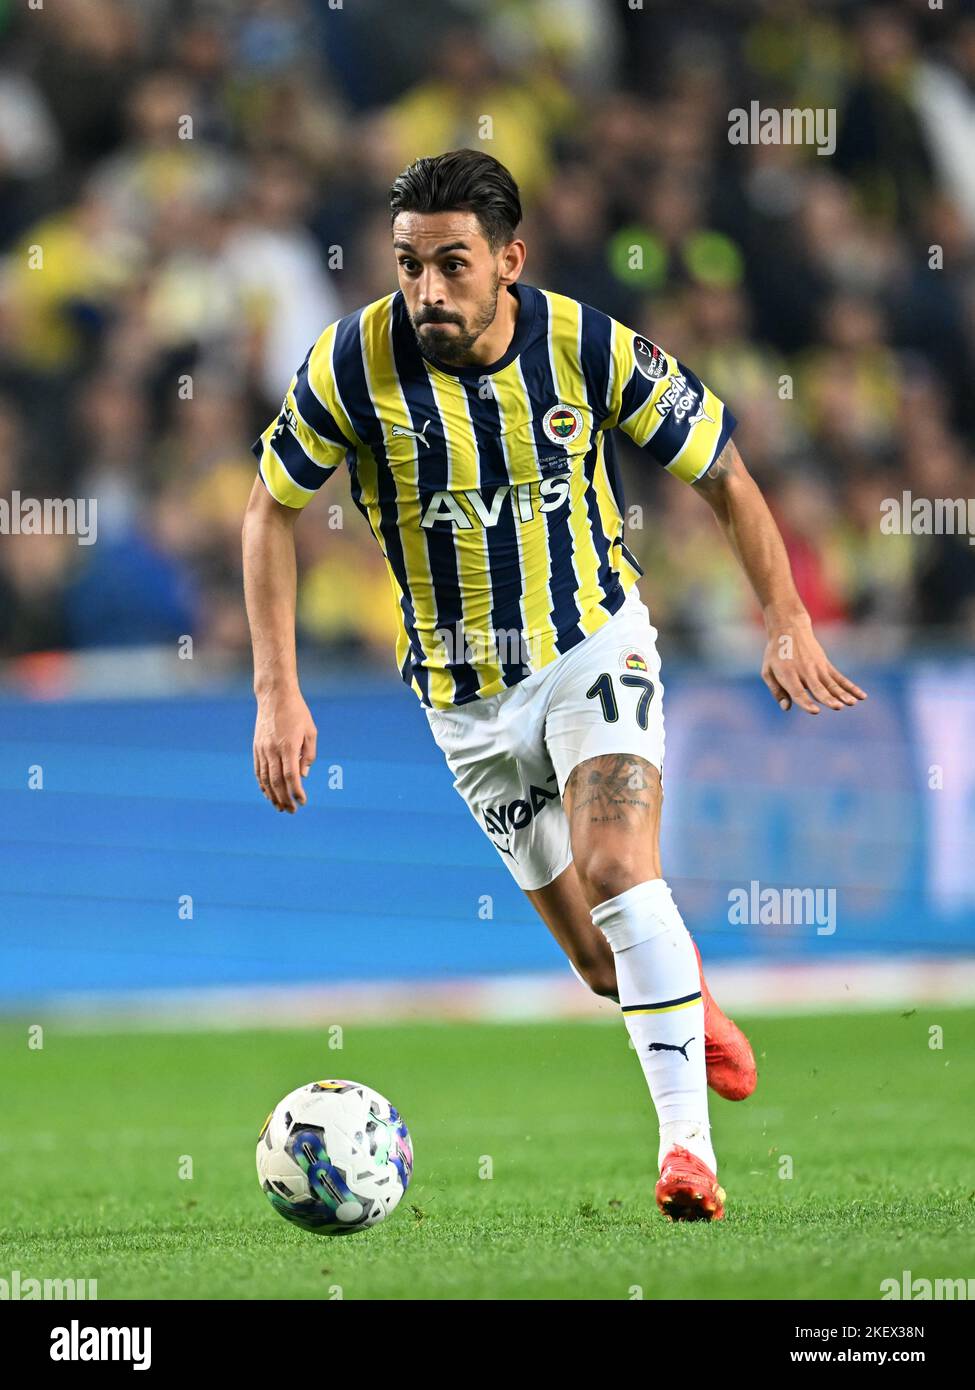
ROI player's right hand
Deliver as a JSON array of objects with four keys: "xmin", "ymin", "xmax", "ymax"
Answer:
[{"xmin": 253, "ymin": 689, "xmax": 317, "ymax": 813}]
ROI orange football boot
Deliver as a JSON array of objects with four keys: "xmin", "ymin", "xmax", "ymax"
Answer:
[
  {"xmin": 655, "ymin": 1144, "xmax": 726, "ymax": 1222},
  {"xmin": 693, "ymin": 938, "xmax": 757, "ymax": 1101}
]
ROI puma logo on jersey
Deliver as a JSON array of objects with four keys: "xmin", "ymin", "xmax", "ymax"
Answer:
[
  {"xmin": 391, "ymin": 419, "xmax": 432, "ymax": 447},
  {"xmin": 684, "ymin": 398, "xmax": 714, "ymax": 429}
]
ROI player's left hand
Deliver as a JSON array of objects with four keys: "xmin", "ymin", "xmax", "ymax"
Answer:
[{"xmin": 761, "ymin": 617, "xmax": 867, "ymax": 715}]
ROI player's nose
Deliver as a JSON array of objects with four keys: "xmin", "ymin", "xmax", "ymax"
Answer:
[{"xmin": 418, "ymin": 268, "xmax": 447, "ymax": 304}]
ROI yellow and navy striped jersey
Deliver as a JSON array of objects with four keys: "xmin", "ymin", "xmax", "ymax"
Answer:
[{"xmin": 251, "ymin": 283, "xmax": 736, "ymax": 709}]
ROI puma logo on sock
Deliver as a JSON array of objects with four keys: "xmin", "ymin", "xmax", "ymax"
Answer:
[{"xmin": 647, "ymin": 1036, "xmax": 695, "ymax": 1060}]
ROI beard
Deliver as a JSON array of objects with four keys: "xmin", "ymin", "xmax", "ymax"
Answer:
[{"xmin": 410, "ymin": 274, "xmax": 500, "ymax": 366}]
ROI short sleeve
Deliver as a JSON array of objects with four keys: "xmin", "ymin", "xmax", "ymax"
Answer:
[
  {"xmin": 605, "ymin": 321, "xmax": 737, "ymax": 484},
  {"xmin": 251, "ymin": 331, "xmax": 354, "ymax": 509}
]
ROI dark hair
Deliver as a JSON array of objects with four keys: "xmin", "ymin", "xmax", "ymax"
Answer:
[{"xmin": 389, "ymin": 149, "xmax": 522, "ymax": 250}]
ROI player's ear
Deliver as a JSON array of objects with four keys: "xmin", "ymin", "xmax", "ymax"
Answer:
[{"xmin": 498, "ymin": 238, "xmax": 526, "ymax": 285}]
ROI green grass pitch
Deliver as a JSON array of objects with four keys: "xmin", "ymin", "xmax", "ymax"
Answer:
[{"xmin": 1, "ymin": 1008, "xmax": 972, "ymax": 1300}]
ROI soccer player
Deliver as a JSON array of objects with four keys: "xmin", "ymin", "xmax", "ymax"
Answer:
[{"xmin": 242, "ymin": 149, "xmax": 866, "ymax": 1222}]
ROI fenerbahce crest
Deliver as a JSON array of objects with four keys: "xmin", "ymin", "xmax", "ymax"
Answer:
[{"xmin": 542, "ymin": 404, "xmax": 584, "ymax": 446}]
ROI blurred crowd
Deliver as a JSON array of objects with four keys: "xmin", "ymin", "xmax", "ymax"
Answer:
[{"xmin": 1, "ymin": 0, "xmax": 974, "ymax": 681}]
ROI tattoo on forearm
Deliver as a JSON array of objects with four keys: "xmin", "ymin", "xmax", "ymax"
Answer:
[
  {"xmin": 709, "ymin": 445, "xmax": 732, "ymax": 478},
  {"xmin": 565, "ymin": 754, "xmax": 659, "ymax": 828},
  {"xmin": 699, "ymin": 439, "xmax": 736, "ymax": 486}
]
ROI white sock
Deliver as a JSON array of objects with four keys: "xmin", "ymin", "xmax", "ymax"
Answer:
[{"xmin": 591, "ymin": 878, "xmax": 716, "ymax": 1174}]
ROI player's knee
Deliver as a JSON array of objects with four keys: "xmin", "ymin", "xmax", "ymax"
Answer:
[{"xmin": 576, "ymin": 848, "xmax": 646, "ymax": 907}]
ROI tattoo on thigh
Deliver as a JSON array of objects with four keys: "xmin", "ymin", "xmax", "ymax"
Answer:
[{"xmin": 565, "ymin": 754, "xmax": 659, "ymax": 828}]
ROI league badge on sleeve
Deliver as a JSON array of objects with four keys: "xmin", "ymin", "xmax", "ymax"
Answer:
[{"xmin": 633, "ymin": 336, "xmax": 668, "ymax": 381}]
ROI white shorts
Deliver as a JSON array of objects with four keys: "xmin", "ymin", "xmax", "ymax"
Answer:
[{"xmin": 423, "ymin": 584, "xmax": 665, "ymax": 891}]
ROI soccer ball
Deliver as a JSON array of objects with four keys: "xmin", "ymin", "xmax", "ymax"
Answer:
[{"xmin": 257, "ymin": 1079, "xmax": 413, "ymax": 1235}]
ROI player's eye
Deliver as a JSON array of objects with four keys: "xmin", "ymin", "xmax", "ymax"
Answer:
[
  {"xmin": 443, "ymin": 260, "xmax": 466, "ymax": 273},
  {"xmin": 397, "ymin": 257, "xmax": 419, "ymax": 273}
]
